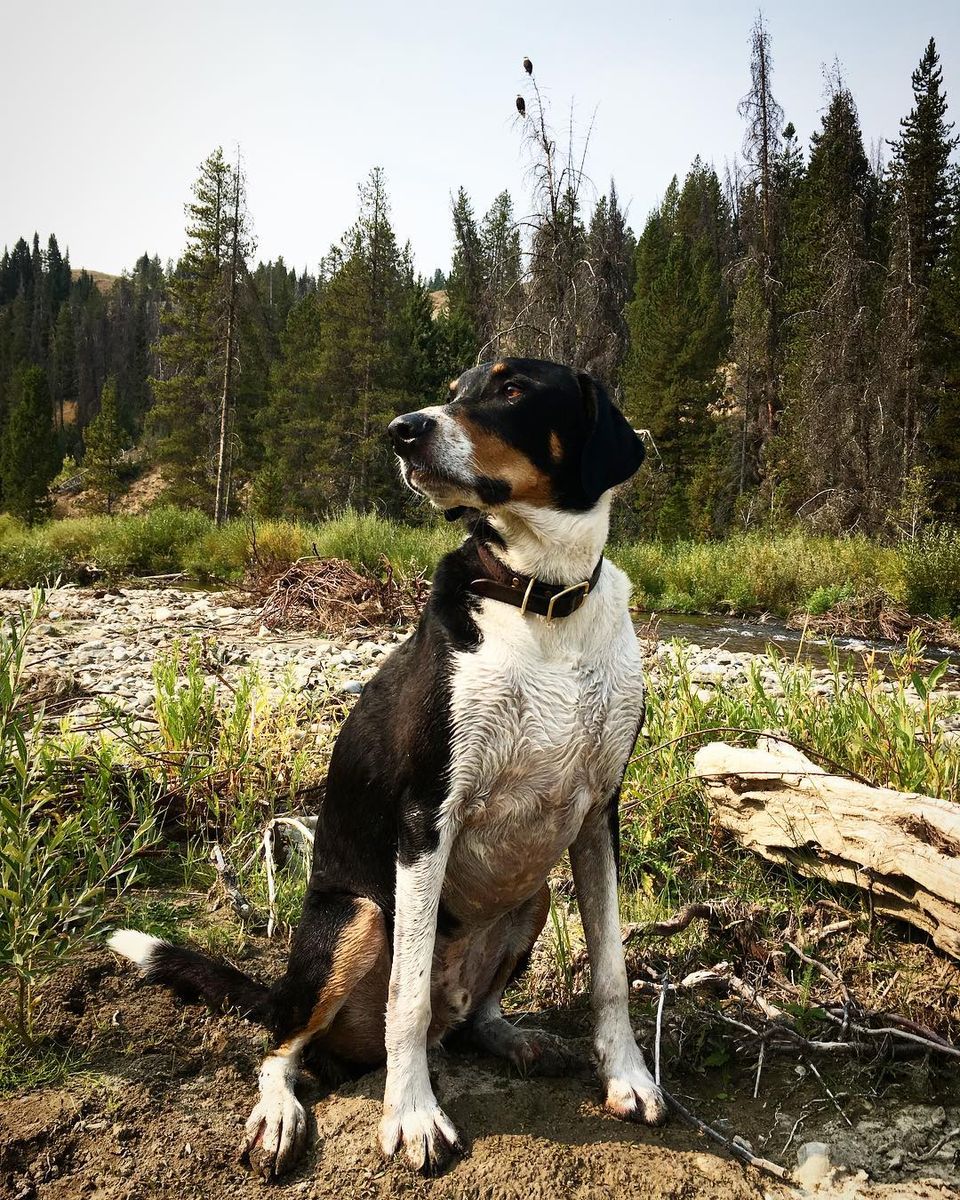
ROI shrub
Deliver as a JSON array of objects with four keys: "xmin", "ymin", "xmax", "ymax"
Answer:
[
  {"xmin": 90, "ymin": 506, "xmax": 212, "ymax": 574},
  {"xmin": 804, "ymin": 583, "xmax": 855, "ymax": 615},
  {"xmin": 902, "ymin": 524, "xmax": 960, "ymax": 618},
  {"xmin": 182, "ymin": 521, "xmax": 253, "ymax": 580}
]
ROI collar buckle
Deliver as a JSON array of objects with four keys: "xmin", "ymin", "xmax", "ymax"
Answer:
[{"xmin": 544, "ymin": 579, "xmax": 591, "ymax": 622}]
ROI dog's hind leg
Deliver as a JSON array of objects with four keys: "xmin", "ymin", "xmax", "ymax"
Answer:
[
  {"xmin": 467, "ymin": 886, "xmax": 584, "ymax": 1076},
  {"xmin": 241, "ymin": 889, "xmax": 387, "ymax": 1180}
]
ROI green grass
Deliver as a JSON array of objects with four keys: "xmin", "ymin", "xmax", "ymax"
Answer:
[
  {"xmin": 618, "ymin": 637, "xmax": 960, "ymax": 914},
  {"xmin": 5, "ymin": 509, "xmax": 957, "ymax": 619},
  {"xmin": 608, "ymin": 529, "xmax": 904, "ymax": 617},
  {"xmin": 0, "ymin": 507, "xmax": 460, "ymax": 588}
]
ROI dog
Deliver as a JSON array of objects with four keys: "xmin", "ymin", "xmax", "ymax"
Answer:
[{"xmin": 108, "ymin": 357, "xmax": 665, "ymax": 1179}]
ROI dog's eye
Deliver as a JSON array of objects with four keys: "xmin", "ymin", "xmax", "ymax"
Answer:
[{"xmin": 504, "ymin": 384, "xmax": 523, "ymax": 402}]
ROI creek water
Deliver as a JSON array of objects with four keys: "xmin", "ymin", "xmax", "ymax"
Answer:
[{"xmin": 641, "ymin": 610, "xmax": 960, "ymax": 684}]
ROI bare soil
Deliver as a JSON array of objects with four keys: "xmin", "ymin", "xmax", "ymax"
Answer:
[{"xmin": 3, "ymin": 947, "xmax": 959, "ymax": 1200}]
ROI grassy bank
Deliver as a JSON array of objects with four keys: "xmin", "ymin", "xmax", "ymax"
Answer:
[{"xmin": 0, "ymin": 507, "xmax": 959, "ymax": 621}]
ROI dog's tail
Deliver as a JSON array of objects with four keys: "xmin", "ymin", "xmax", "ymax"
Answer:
[{"xmin": 107, "ymin": 929, "xmax": 273, "ymax": 1025}]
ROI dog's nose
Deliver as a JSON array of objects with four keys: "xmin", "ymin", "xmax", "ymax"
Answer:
[{"xmin": 388, "ymin": 411, "xmax": 437, "ymax": 455}]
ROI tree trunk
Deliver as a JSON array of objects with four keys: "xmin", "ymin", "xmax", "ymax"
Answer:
[
  {"xmin": 214, "ymin": 162, "xmax": 241, "ymax": 527},
  {"xmin": 694, "ymin": 737, "xmax": 960, "ymax": 959}
]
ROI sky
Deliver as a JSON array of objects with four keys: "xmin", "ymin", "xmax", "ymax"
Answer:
[{"xmin": 3, "ymin": 0, "xmax": 959, "ymax": 279}]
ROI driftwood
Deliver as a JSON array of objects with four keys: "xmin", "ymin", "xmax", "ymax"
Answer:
[{"xmin": 694, "ymin": 737, "xmax": 960, "ymax": 959}]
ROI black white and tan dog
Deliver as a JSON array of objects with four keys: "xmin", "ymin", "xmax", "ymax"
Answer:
[{"xmin": 109, "ymin": 357, "xmax": 665, "ymax": 1178}]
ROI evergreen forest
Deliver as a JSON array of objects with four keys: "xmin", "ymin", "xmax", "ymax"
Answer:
[{"xmin": 2, "ymin": 25, "xmax": 959, "ymax": 541}]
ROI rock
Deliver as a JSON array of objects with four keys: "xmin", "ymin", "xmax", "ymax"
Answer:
[
  {"xmin": 340, "ymin": 680, "xmax": 364, "ymax": 695},
  {"xmin": 794, "ymin": 1141, "xmax": 832, "ymax": 1191}
]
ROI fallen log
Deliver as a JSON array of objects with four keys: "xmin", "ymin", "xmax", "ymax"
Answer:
[{"xmin": 694, "ymin": 737, "xmax": 960, "ymax": 960}]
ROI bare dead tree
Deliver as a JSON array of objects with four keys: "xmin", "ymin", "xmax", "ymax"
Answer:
[
  {"xmin": 513, "ymin": 63, "xmax": 598, "ymax": 368},
  {"xmin": 214, "ymin": 148, "xmax": 253, "ymax": 526}
]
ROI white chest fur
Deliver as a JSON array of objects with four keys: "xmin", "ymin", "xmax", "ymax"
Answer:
[{"xmin": 441, "ymin": 561, "xmax": 644, "ymax": 923}]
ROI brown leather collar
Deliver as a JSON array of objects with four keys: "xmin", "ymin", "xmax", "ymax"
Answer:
[{"xmin": 468, "ymin": 541, "xmax": 604, "ymax": 621}]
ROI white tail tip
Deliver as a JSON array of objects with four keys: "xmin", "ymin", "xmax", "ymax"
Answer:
[{"xmin": 108, "ymin": 928, "xmax": 164, "ymax": 970}]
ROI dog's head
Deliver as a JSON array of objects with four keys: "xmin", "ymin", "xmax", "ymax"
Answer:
[{"xmin": 388, "ymin": 358, "xmax": 644, "ymax": 516}]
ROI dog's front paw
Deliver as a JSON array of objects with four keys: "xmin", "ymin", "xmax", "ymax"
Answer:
[
  {"xmin": 379, "ymin": 1103, "xmax": 463, "ymax": 1175},
  {"xmin": 240, "ymin": 1092, "xmax": 308, "ymax": 1180},
  {"xmin": 604, "ymin": 1070, "xmax": 667, "ymax": 1126}
]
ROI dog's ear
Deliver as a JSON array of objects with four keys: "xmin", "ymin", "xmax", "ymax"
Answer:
[{"xmin": 578, "ymin": 371, "xmax": 645, "ymax": 505}]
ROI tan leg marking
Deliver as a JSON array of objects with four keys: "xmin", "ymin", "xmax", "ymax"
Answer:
[{"xmin": 277, "ymin": 897, "xmax": 387, "ymax": 1054}]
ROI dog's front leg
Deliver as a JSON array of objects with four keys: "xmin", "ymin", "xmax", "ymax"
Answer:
[
  {"xmin": 569, "ymin": 806, "xmax": 666, "ymax": 1125},
  {"xmin": 379, "ymin": 819, "xmax": 462, "ymax": 1174}
]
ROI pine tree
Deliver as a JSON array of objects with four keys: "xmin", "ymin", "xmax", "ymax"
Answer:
[
  {"xmin": 477, "ymin": 191, "xmax": 522, "ymax": 358},
  {"xmin": 50, "ymin": 303, "xmax": 77, "ymax": 429},
  {"xmin": 733, "ymin": 16, "xmax": 787, "ymax": 480},
  {"xmin": 257, "ymin": 290, "xmax": 327, "ymax": 515},
  {"xmin": 446, "ymin": 188, "xmax": 484, "ymax": 350},
  {"xmin": 1, "ymin": 366, "xmax": 60, "ymax": 522},
  {"xmin": 83, "ymin": 376, "xmax": 126, "ymax": 513},
  {"xmin": 579, "ymin": 184, "xmax": 635, "ymax": 387},
  {"xmin": 890, "ymin": 39, "xmax": 958, "ymax": 287},
  {"xmin": 149, "ymin": 148, "xmax": 256, "ymax": 512},
  {"xmin": 214, "ymin": 150, "xmax": 255, "ymax": 525},
  {"xmin": 622, "ymin": 164, "xmax": 732, "ymax": 535},
  {"xmin": 929, "ymin": 198, "xmax": 960, "ymax": 514},
  {"xmin": 889, "ymin": 38, "xmax": 960, "ymax": 516},
  {"xmin": 260, "ymin": 168, "xmax": 435, "ymax": 517},
  {"xmin": 778, "ymin": 76, "xmax": 889, "ymax": 531}
]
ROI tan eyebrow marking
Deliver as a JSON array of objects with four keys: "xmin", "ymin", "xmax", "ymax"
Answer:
[
  {"xmin": 549, "ymin": 431, "xmax": 563, "ymax": 463},
  {"xmin": 491, "ymin": 362, "xmax": 507, "ymax": 375},
  {"xmin": 448, "ymin": 379, "xmax": 459, "ymax": 392}
]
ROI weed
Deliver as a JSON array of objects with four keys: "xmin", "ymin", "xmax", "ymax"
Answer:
[{"xmin": 0, "ymin": 592, "xmax": 160, "ymax": 1046}]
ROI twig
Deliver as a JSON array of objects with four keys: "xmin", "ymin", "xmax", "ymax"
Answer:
[
  {"xmin": 781, "ymin": 1100, "xmax": 829, "ymax": 1156},
  {"xmin": 727, "ymin": 971, "xmax": 785, "ymax": 1020},
  {"xmin": 822, "ymin": 1011, "xmax": 960, "ymax": 1058},
  {"xmin": 654, "ymin": 969, "xmax": 669, "ymax": 1085},
  {"xmin": 804, "ymin": 1057, "xmax": 852, "ymax": 1127},
  {"xmin": 263, "ymin": 825, "xmax": 278, "ymax": 938},
  {"xmin": 808, "ymin": 919, "xmax": 854, "ymax": 944},
  {"xmin": 786, "ymin": 940, "xmax": 850, "ymax": 1005},
  {"xmin": 622, "ymin": 901, "xmax": 740, "ymax": 943},
  {"xmin": 261, "ymin": 816, "xmax": 316, "ymax": 938},
  {"xmin": 661, "ymin": 1090, "xmax": 791, "ymax": 1182},
  {"xmin": 753, "ymin": 1039, "xmax": 765, "ymax": 1100},
  {"xmin": 209, "ymin": 843, "xmax": 258, "ymax": 923},
  {"xmin": 714, "ymin": 1012, "xmax": 866, "ymax": 1055},
  {"xmin": 883, "ymin": 1013, "xmax": 958, "ymax": 1050},
  {"xmin": 910, "ymin": 1126, "xmax": 960, "ymax": 1163}
]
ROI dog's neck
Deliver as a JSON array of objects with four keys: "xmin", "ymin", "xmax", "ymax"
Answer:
[{"xmin": 483, "ymin": 498, "xmax": 611, "ymax": 586}]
